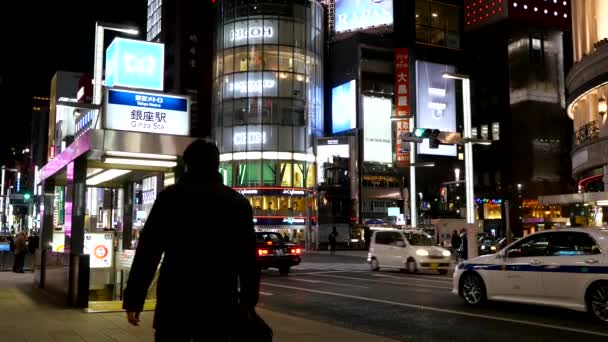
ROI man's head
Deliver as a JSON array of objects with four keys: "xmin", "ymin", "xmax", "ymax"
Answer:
[{"xmin": 182, "ymin": 139, "xmax": 220, "ymax": 174}]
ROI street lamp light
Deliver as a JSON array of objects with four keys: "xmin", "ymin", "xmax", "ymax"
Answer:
[
  {"xmin": 92, "ymin": 21, "xmax": 139, "ymax": 105},
  {"xmin": 442, "ymin": 72, "xmax": 475, "ymax": 225}
]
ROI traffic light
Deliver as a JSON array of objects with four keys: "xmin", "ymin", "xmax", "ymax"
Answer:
[
  {"xmin": 23, "ymin": 193, "xmax": 31, "ymax": 201},
  {"xmin": 413, "ymin": 128, "xmax": 441, "ymax": 149},
  {"xmin": 428, "ymin": 129, "xmax": 441, "ymax": 149}
]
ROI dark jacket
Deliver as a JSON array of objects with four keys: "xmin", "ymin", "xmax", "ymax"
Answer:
[
  {"xmin": 451, "ymin": 233, "xmax": 461, "ymax": 250},
  {"xmin": 123, "ymin": 172, "xmax": 260, "ymax": 332},
  {"xmin": 14, "ymin": 235, "xmax": 26, "ymax": 255}
]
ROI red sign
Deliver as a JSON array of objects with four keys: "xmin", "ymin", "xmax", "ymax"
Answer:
[{"xmin": 395, "ymin": 48, "xmax": 410, "ymax": 165}]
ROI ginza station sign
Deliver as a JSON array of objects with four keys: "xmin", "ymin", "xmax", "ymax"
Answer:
[{"xmin": 104, "ymin": 89, "xmax": 190, "ymax": 136}]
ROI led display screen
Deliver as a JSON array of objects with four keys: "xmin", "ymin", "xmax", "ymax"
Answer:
[
  {"xmin": 332, "ymin": 80, "xmax": 357, "ymax": 133},
  {"xmin": 415, "ymin": 61, "xmax": 457, "ymax": 157},
  {"xmin": 105, "ymin": 38, "xmax": 165, "ymax": 91},
  {"xmin": 335, "ymin": 0, "xmax": 394, "ymax": 33},
  {"xmin": 363, "ymin": 96, "xmax": 392, "ymax": 163}
]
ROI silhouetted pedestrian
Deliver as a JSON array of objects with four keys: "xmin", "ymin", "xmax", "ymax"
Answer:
[
  {"xmin": 328, "ymin": 227, "xmax": 338, "ymax": 254},
  {"xmin": 459, "ymin": 228, "xmax": 468, "ymax": 261},
  {"xmin": 12, "ymin": 232, "xmax": 26, "ymax": 273},
  {"xmin": 123, "ymin": 140, "xmax": 266, "ymax": 342},
  {"xmin": 451, "ymin": 230, "xmax": 461, "ymax": 254}
]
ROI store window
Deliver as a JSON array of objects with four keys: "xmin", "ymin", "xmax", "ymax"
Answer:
[
  {"xmin": 224, "ymin": 52, "xmax": 234, "ymax": 75},
  {"xmin": 235, "ymin": 47, "xmax": 248, "ymax": 72},
  {"xmin": 280, "ymin": 162, "xmax": 293, "ymax": 187},
  {"xmin": 279, "ymin": 46, "xmax": 294, "ymax": 72},
  {"xmin": 248, "ymin": 46, "xmax": 264, "ymax": 71},
  {"xmin": 294, "ymin": 163, "xmax": 305, "ymax": 188},
  {"xmin": 415, "ymin": 0, "xmax": 461, "ymax": 49},
  {"xmin": 263, "ymin": 161, "xmax": 276, "ymax": 185},
  {"xmin": 220, "ymin": 162, "xmax": 233, "ymax": 186},
  {"xmin": 263, "ymin": 46, "xmax": 279, "ymax": 71},
  {"xmin": 306, "ymin": 164, "xmax": 316, "ymax": 188},
  {"xmin": 237, "ymin": 161, "xmax": 262, "ymax": 186}
]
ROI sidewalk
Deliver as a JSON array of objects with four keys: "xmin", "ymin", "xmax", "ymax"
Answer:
[{"xmin": 0, "ymin": 272, "xmax": 396, "ymax": 342}]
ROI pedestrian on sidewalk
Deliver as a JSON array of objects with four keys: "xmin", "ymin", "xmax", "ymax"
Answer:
[
  {"xmin": 328, "ymin": 227, "xmax": 338, "ymax": 255},
  {"xmin": 12, "ymin": 232, "xmax": 26, "ymax": 273},
  {"xmin": 459, "ymin": 228, "xmax": 468, "ymax": 261},
  {"xmin": 123, "ymin": 140, "xmax": 265, "ymax": 342},
  {"xmin": 450, "ymin": 230, "xmax": 461, "ymax": 256}
]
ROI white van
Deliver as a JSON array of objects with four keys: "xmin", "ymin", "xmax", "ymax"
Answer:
[{"xmin": 368, "ymin": 230, "xmax": 452, "ymax": 274}]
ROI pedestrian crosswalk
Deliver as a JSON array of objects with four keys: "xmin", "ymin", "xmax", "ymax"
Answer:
[{"xmin": 292, "ymin": 262, "xmax": 370, "ymax": 272}]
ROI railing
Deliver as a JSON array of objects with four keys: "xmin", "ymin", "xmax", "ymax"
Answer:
[{"xmin": 575, "ymin": 120, "xmax": 600, "ymax": 145}]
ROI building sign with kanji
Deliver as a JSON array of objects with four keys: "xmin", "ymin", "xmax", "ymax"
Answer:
[
  {"xmin": 394, "ymin": 48, "xmax": 410, "ymax": 165},
  {"xmin": 104, "ymin": 89, "xmax": 190, "ymax": 136}
]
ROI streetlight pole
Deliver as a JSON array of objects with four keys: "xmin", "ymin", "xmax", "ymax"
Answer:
[
  {"xmin": 92, "ymin": 22, "xmax": 139, "ymax": 106},
  {"xmin": 0, "ymin": 166, "xmax": 5, "ymax": 226},
  {"xmin": 443, "ymin": 72, "xmax": 474, "ymax": 225},
  {"xmin": 410, "ymin": 122, "xmax": 417, "ymax": 227}
]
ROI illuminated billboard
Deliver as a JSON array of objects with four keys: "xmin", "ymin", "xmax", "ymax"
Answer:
[
  {"xmin": 415, "ymin": 61, "xmax": 457, "ymax": 157},
  {"xmin": 317, "ymin": 143, "xmax": 350, "ymax": 183},
  {"xmin": 105, "ymin": 89, "xmax": 190, "ymax": 136},
  {"xmin": 105, "ymin": 37, "xmax": 165, "ymax": 91},
  {"xmin": 332, "ymin": 80, "xmax": 357, "ymax": 133},
  {"xmin": 363, "ymin": 96, "xmax": 392, "ymax": 163},
  {"xmin": 335, "ymin": 0, "xmax": 394, "ymax": 33}
]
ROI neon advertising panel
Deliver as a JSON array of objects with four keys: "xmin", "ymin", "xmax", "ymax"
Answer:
[
  {"xmin": 335, "ymin": 0, "xmax": 394, "ymax": 33},
  {"xmin": 331, "ymin": 80, "xmax": 357, "ymax": 133},
  {"xmin": 363, "ymin": 96, "xmax": 392, "ymax": 163},
  {"xmin": 415, "ymin": 61, "xmax": 457, "ymax": 157}
]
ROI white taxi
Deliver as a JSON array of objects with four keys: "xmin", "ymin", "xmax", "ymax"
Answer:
[
  {"xmin": 452, "ymin": 228, "xmax": 608, "ymax": 322},
  {"xmin": 368, "ymin": 229, "xmax": 452, "ymax": 274}
]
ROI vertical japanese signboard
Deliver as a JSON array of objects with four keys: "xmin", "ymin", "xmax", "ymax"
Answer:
[{"xmin": 394, "ymin": 48, "xmax": 410, "ymax": 165}]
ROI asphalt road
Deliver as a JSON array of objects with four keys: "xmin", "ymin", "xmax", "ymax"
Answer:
[{"xmin": 257, "ymin": 252, "xmax": 608, "ymax": 342}]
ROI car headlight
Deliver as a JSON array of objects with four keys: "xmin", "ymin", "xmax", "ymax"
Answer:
[
  {"xmin": 481, "ymin": 245, "xmax": 486, "ymax": 250},
  {"xmin": 490, "ymin": 246, "xmax": 497, "ymax": 251},
  {"xmin": 416, "ymin": 249, "xmax": 429, "ymax": 256},
  {"xmin": 442, "ymin": 250, "xmax": 451, "ymax": 257}
]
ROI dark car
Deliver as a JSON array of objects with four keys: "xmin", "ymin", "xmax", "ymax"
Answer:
[
  {"xmin": 478, "ymin": 236, "xmax": 498, "ymax": 255},
  {"xmin": 256, "ymin": 232, "xmax": 302, "ymax": 275}
]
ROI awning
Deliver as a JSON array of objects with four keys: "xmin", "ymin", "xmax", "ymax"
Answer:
[
  {"xmin": 538, "ymin": 192, "xmax": 608, "ymax": 205},
  {"xmin": 255, "ymin": 225, "xmax": 307, "ymax": 231}
]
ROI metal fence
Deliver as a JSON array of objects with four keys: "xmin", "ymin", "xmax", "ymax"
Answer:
[{"xmin": 0, "ymin": 252, "xmax": 34, "ymax": 272}]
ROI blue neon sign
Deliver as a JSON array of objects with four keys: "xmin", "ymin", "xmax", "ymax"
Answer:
[{"xmin": 105, "ymin": 37, "xmax": 165, "ymax": 91}]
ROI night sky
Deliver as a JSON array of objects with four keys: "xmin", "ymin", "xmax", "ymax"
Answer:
[{"xmin": 0, "ymin": 1, "xmax": 146, "ymax": 160}]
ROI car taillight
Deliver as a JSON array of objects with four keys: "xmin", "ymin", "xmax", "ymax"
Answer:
[
  {"xmin": 290, "ymin": 248, "xmax": 301, "ymax": 255},
  {"xmin": 258, "ymin": 249, "xmax": 269, "ymax": 256}
]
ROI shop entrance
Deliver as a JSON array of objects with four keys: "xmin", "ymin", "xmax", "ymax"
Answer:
[{"xmin": 36, "ymin": 130, "xmax": 193, "ymax": 309}]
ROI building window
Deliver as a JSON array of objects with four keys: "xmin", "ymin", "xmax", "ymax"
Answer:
[
  {"xmin": 415, "ymin": 0, "xmax": 461, "ymax": 49},
  {"xmin": 530, "ymin": 35, "xmax": 544, "ymax": 64},
  {"xmin": 492, "ymin": 122, "xmax": 500, "ymax": 141},
  {"xmin": 480, "ymin": 124, "xmax": 488, "ymax": 139},
  {"xmin": 471, "ymin": 127, "xmax": 478, "ymax": 139}
]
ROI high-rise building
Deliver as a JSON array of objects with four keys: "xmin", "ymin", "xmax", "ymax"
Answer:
[
  {"xmin": 212, "ymin": 0, "xmax": 325, "ymax": 247},
  {"xmin": 464, "ymin": 0, "xmax": 574, "ymax": 235},
  {"xmin": 146, "ymin": 0, "xmax": 214, "ymax": 137},
  {"xmin": 320, "ymin": 0, "xmax": 467, "ymax": 241},
  {"xmin": 566, "ymin": 0, "xmax": 608, "ymax": 192}
]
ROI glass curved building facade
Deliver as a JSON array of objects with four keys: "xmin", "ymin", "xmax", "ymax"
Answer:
[{"xmin": 213, "ymin": 0, "xmax": 324, "ymax": 241}]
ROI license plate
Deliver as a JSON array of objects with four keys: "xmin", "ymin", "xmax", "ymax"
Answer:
[
  {"xmin": 430, "ymin": 263, "xmax": 438, "ymax": 269},
  {"xmin": 275, "ymin": 249, "xmax": 284, "ymax": 256}
]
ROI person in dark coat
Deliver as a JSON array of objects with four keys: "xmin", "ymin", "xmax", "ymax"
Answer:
[
  {"xmin": 123, "ymin": 140, "xmax": 261, "ymax": 342},
  {"xmin": 12, "ymin": 232, "xmax": 27, "ymax": 273},
  {"xmin": 328, "ymin": 227, "xmax": 338, "ymax": 254},
  {"xmin": 450, "ymin": 230, "xmax": 461, "ymax": 254},
  {"xmin": 459, "ymin": 228, "xmax": 468, "ymax": 261}
]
